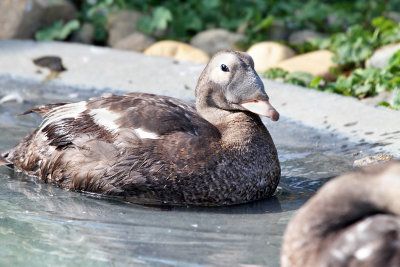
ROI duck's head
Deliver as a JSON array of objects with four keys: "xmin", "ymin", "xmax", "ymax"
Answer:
[{"xmin": 195, "ymin": 50, "xmax": 279, "ymax": 121}]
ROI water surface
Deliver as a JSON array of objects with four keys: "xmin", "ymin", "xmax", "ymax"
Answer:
[{"xmin": 0, "ymin": 77, "xmax": 361, "ymax": 266}]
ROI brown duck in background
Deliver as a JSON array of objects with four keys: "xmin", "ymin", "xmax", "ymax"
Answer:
[
  {"xmin": 281, "ymin": 160, "xmax": 400, "ymax": 267},
  {"xmin": 1, "ymin": 51, "xmax": 281, "ymax": 206}
]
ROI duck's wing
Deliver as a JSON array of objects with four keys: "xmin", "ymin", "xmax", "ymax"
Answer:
[
  {"xmin": 322, "ymin": 214, "xmax": 400, "ymax": 266},
  {"xmin": 36, "ymin": 92, "xmax": 214, "ymax": 150},
  {"xmin": 87, "ymin": 92, "xmax": 205, "ymax": 138},
  {"xmin": 4, "ymin": 93, "xmax": 219, "ymax": 193},
  {"xmin": 5, "ymin": 93, "xmax": 216, "ymax": 170}
]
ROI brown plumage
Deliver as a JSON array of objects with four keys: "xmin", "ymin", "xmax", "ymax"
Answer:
[
  {"xmin": 1, "ymin": 51, "xmax": 281, "ymax": 206},
  {"xmin": 281, "ymin": 160, "xmax": 400, "ymax": 267}
]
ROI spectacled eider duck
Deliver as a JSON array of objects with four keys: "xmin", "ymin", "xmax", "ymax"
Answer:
[
  {"xmin": 0, "ymin": 51, "xmax": 281, "ymax": 206},
  {"xmin": 281, "ymin": 160, "xmax": 400, "ymax": 267}
]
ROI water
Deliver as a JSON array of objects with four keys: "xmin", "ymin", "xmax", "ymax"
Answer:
[{"xmin": 0, "ymin": 77, "xmax": 359, "ymax": 266}]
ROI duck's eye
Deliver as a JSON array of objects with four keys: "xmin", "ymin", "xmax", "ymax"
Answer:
[{"xmin": 220, "ymin": 64, "xmax": 229, "ymax": 72}]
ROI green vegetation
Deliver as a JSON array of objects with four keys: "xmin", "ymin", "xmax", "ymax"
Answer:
[
  {"xmin": 263, "ymin": 15, "xmax": 400, "ymax": 110},
  {"xmin": 63, "ymin": 0, "xmax": 400, "ymax": 45},
  {"xmin": 263, "ymin": 50, "xmax": 400, "ymax": 110},
  {"xmin": 260, "ymin": 12, "xmax": 400, "ymax": 111},
  {"xmin": 305, "ymin": 17, "xmax": 400, "ymax": 68},
  {"xmin": 34, "ymin": 0, "xmax": 400, "ymax": 110},
  {"xmin": 35, "ymin": 20, "xmax": 80, "ymax": 41}
]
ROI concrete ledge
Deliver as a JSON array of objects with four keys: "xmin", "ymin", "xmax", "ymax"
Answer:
[
  {"xmin": 0, "ymin": 40, "xmax": 399, "ymax": 157},
  {"xmin": 0, "ymin": 40, "xmax": 203, "ymax": 99}
]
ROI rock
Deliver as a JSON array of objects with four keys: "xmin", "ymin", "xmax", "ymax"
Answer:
[
  {"xmin": 388, "ymin": 12, "xmax": 400, "ymax": 23},
  {"xmin": 40, "ymin": 0, "xmax": 76, "ymax": 27},
  {"xmin": 106, "ymin": 10, "xmax": 142, "ymax": 47},
  {"xmin": 33, "ymin": 55, "xmax": 67, "ymax": 81},
  {"xmin": 274, "ymin": 50, "xmax": 337, "ymax": 80},
  {"xmin": 246, "ymin": 42, "xmax": 296, "ymax": 72},
  {"xmin": 361, "ymin": 91, "xmax": 395, "ymax": 107},
  {"xmin": 33, "ymin": 56, "xmax": 67, "ymax": 72},
  {"xmin": 327, "ymin": 14, "xmax": 342, "ymax": 30},
  {"xmin": 114, "ymin": 32, "xmax": 155, "ymax": 52},
  {"xmin": 0, "ymin": 0, "xmax": 76, "ymax": 39},
  {"xmin": 70, "ymin": 23, "xmax": 94, "ymax": 44},
  {"xmin": 366, "ymin": 42, "xmax": 400, "ymax": 69},
  {"xmin": 353, "ymin": 154, "xmax": 394, "ymax": 168},
  {"xmin": 144, "ymin": 41, "xmax": 210, "ymax": 63},
  {"xmin": 288, "ymin": 30, "xmax": 328, "ymax": 45},
  {"xmin": 106, "ymin": 10, "xmax": 156, "ymax": 51},
  {"xmin": 268, "ymin": 21, "xmax": 289, "ymax": 41},
  {"xmin": 190, "ymin": 29, "xmax": 245, "ymax": 56}
]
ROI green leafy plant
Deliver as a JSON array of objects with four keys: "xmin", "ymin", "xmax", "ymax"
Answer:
[
  {"xmin": 371, "ymin": 16, "xmax": 400, "ymax": 46},
  {"xmin": 330, "ymin": 25, "xmax": 375, "ymax": 68},
  {"xmin": 264, "ymin": 49, "xmax": 400, "ymax": 110},
  {"xmin": 326, "ymin": 68, "xmax": 385, "ymax": 97},
  {"xmin": 263, "ymin": 68, "xmax": 288, "ymax": 80},
  {"xmin": 392, "ymin": 89, "xmax": 400, "ymax": 110},
  {"xmin": 35, "ymin": 20, "xmax": 80, "ymax": 41},
  {"xmin": 66, "ymin": 1, "xmax": 400, "ymax": 49},
  {"xmin": 335, "ymin": 52, "xmax": 400, "ymax": 99},
  {"xmin": 262, "ymin": 68, "xmax": 323, "ymax": 89},
  {"xmin": 285, "ymin": 72, "xmax": 315, "ymax": 87},
  {"xmin": 129, "ymin": 0, "xmax": 281, "ymax": 43},
  {"xmin": 76, "ymin": 0, "xmax": 125, "ymax": 43},
  {"xmin": 137, "ymin": 6, "xmax": 173, "ymax": 35},
  {"xmin": 307, "ymin": 17, "xmax": 400, "ymax": 69}
]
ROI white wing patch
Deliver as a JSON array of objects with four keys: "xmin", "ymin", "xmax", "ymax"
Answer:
[
  {"xmin": 89, "ymin": 108, "xmax": 120, "ymax": 132},
  {"xmin": 134, "ymin": 128, "xmax": 159, "ymax": 139},
  {"xmin": 39, "ymin": 101, "xmax": 87, "ymax": 132},
  {"xmin": 355, "ymin": 245, "xmax": 373, "ymax": 261}
]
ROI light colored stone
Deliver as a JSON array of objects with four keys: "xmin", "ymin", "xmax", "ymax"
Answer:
[
  {"xmin": 70, "ymin": 23, "xmax": 94, "ymax": 44},
  {"xmin": 0, "ymin": 0, "xmax": 39, "ymax": 39},
  {"xmin": 388, "ymin": 12, "xmax": 400, "ymax": 23},
  {"xmin": 366, "ymin": 42, "xmax": 400, "ymax": 69},
  {"xmin": 288, "ymin": 30, "xmax": 328, "ymax": 45},
  {"xmin": 353, "ymin": 154, "xmax": 394, "ymax": 168},
  {"xmin": 144, "ymin": 40, "xmax": 210, "ymax": 63},
  {"xmin": 114, "ymin": 32, "xmax": 155, "ymax": 52},
  {"xmin": 190, "ymin": 29, "xmax": 245, "ymax": 56},
  {"xmin": 274, "ymin": 50, "xmax": 337, "ymax": 80},
  {"xmin": 0, "ymin": 0, "xmax": 76, "ymax": 39},
  {"xmin": 361, "ymin": 91, "xmax": 395, "ymax": 107},
  {"xmin": 246, "ymin": 42, "xmax": 296, "ymax": 72},
  {"xmin": 106, "ymin": 10, "xmax": 142, "ymax": 47}
]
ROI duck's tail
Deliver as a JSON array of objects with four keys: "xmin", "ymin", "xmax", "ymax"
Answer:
[
  {"xmin": 19, "ymin": 102, "xmax": 69, "ymax": 116},
  {"xmin": 0, "ymin": 154, "xmax": 11, "ymax": 166}
]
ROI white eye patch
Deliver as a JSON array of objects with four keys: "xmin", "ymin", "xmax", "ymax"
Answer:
[{"xmin": 209, "ymin": 53, "xmax": 238, "ymax": 84}]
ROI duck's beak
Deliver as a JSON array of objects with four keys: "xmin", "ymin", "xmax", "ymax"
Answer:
[{"xmin": 240, "ymin": 100, "xmax": 280, "ymax": 121}]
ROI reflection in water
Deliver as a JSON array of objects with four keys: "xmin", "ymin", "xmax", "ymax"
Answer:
[
  {"xmin": 0, "ymin": 169, "xmax": 287, "ymax": 266},
  {"xmin": 0, "ymin": 78, "xmax": 360, "ymax": 266}
]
